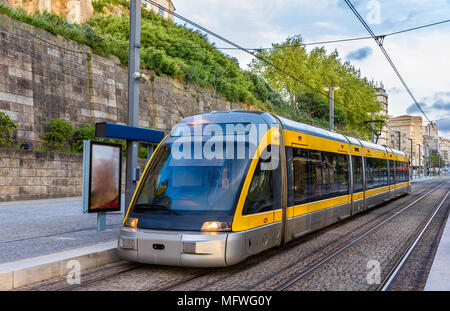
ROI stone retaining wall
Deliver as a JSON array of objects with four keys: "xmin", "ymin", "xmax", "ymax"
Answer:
[{"xmin": 0, "ymin": 149, "xmax": 147, "ymax": 202}]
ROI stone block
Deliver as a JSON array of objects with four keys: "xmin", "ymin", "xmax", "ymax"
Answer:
[
  {"xmin": 13, "ymin": 262, "xmax": 60, "ymax": 289},
  {"xmin": 0, "ymin": 272, "xmax": 13, "ymax": 291}
]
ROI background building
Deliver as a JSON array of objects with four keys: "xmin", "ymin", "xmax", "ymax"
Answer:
[
  {"xmin": 145, "ymin": 0, "xmax": 175, "ymax": 20},
  {"xmin": 423, "ymin": 122, "xmax": 440, "ymax": 153},
  {"xmin": 6, "ymin": 0, "xmax": 175, "ymax": 23},
  {"xmin": 441, "ymin": 138, "xmax": 450, "ymax": 166},
  {"xmin": 375, "ymin": 82, "xmax": 388, "ymax": 146},
  {"xmin": 387, "ymin": 115, "xmax": 423, "ymax": 171}
]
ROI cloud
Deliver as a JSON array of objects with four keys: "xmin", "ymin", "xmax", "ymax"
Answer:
[
  {"xmin": 406, "ymin": 102, "xmax": 428, "ymax": 114},
  {"xmin": 346, "ymin": 47, "xmax": 373, "ymax": 60},
  {"xmin": 435, "ymin": 118, "xmax": 450, "ymax": 136},
  {"xmin": 406, "ymin": 91, "xmax": 450, "ymax": 115},
  {"xmin": 433, "ymin": 100, "xmax": 450, "ymax": 111},
  {"xmin": 388, "ymin": 87, "xmax": 403, "ymax": 95}
]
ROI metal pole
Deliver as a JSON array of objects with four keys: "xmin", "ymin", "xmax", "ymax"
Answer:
[
  {"xmin": 418, "ymin": 144, "xmax": 421, "ymax": 178},
  {"xmin": 329, "ymin": 89, "xmax": 334, "ymax": 132},
  {"xmin": 97, "ymin": 212, "xmax": 106, "ymax": 231},
  {"xmin": 409, "ymin": 138, "xmax": 413, "ymax": 180},
  {"xmin": 438, "ymin": 143, "xmax": 441, "ymax": 176},
  {"xmin": 125, "ymin": 0, "xmax": 142, "ymax": 211},
  {"xmin": 429, "ymin": 147, "xmax": 432, "ymax": 175},
  {"xmin": 324, "ymin": 87, "xmax": 339, "ymax": 132}
]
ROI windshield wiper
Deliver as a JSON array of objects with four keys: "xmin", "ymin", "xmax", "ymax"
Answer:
[{"xmin": 134, "ymin": 203, "xmax": 181, "ymax": 215}]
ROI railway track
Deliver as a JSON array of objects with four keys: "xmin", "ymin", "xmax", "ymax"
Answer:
[
  {"xmin": 158, "ymin": 179, "xmax": 448, "ymax": 291},
  {"xmin": 377, "ymin": 189, "xmax": 450, "ymax": 291},
  {"xmin": 275, "ymin": 180, "xmax": 449, "ymax": 291},
  {"xmin": 58, "ymin": 263, "xmax": 143, "ymax": 291},
  {"xmin": 18, "ymin": 179, "xmax": 449, "ymax": 291}
]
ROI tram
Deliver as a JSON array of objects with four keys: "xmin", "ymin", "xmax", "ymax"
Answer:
[{"xmin": 118, "ymin": 111, "xmax": 410, "ymax": 267}]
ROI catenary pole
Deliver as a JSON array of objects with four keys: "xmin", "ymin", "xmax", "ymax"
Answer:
[
  {"xmin": 125, "ymin": 0, "xmax": 142, "ymax": 211},
  {"xmin": 324, "ymin": 87, "xmax": 339, "ymax": 132},
  {"xmin": 418, "ymin": 144, "xmax": 421, "ymax": 178}
]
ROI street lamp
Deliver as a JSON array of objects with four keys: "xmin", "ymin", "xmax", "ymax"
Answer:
[
  {"xmin": 407, "ymin": 138, "xmax": 413, "ymax": 180},
  {"xmin": 417, "ymin": 143, "xmax": 421, "ymax": 178},
  {"xmin": 324, "ymin": 86, "xmax": 340, "ymax": 132}
]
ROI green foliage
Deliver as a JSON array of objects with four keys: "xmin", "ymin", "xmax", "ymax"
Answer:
[
  {"xmin": 0, "ymin": 112, "xmax": 18, "ymax": 148},
  {"xmin": 1, "ymin": 5, "xmax": 382, "ymax": 138},
  {"xmin": 296, "ymin": 92, "xmax": 347, "ymax": 128},
  {"xmin": 41, "ymin": 118, "xmax": 73, "ymax": 152},
  {"xmin": 86, "ymin": 10, "xmax": 269, "ymax": 105},
  {"xmin": 430, "ymin": 152, "xmax": 445, "ymax": 168},
  {"xmin": 92, "ymin": 0, "xmax": 129, "ymax": 15},
  {"xmin": 0, "ymin": 4, "xmax": 110, "ymax": 57},
  {"xmin": 138, "ymin": 146, "xmax": 148, "ymax": 159},
  {"xmin": 71, "ymin": 124, "xmax": 96, "ymax": 153},
  {"xmin": 250, "ymin": 35, "xmax": 381, "ymax": 138},
  {"xmin": 0, "ymin": 4, "xmax": 282, "ymax": 108}
]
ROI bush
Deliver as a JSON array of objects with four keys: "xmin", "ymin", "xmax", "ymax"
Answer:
[
  {"xmin": 138, "ymin": 146, "xmax": 149, "ymax": 159},
  {"xmin": 41, "ymin": 118, "xmax": 73, "ymax": 152},
  {"xmin": 72, "ymin": 124, "xmax": 96, "ymax": 153},
  {"xmin": 0, "ymin": 111, "xmax": 18, "ymax": 148}
]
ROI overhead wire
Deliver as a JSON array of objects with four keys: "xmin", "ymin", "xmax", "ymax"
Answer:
[
  {"xmin": 146, "ymin": 19, "xmax": 450, "ymax": 51},
  {"xmin": 344, "ymin": 0, "xmax": 432, "ymax": 127},
  {"xmin": 143, "ymin": 0, "xmax": 377, "ymax": 134}
]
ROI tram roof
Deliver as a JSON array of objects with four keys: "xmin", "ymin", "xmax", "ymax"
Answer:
[
  {"xmin": 182, "ymin": 111, "xmax": 407, "ymax": 157},
  {"xmin": 276, "ymin": 115, "xmax": 348, "ymax": 143}
]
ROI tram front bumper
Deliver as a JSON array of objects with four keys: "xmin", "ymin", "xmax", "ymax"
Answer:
[{"xmin": 117, "ymin": 227, "xmax": 247, "ymax": 267}]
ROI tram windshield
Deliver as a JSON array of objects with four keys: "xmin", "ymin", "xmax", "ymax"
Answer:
[{"xmin": 128, "ymin": 135, "xmax": 255, "ymax": 231}]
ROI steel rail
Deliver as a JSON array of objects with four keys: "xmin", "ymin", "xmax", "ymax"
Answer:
[
  {"xmin": 173, "ymin": 180, "xmax": 444, "ymax": 291},
  {"xmin": 378, "ymin": 189, "xmax": 450, "ymax": 291},
  {"xmin": 58, "ymin": 264, "xmax": 143, "ymax": 291},
  {"xmin": 276, "ymin": 181, "xmax": 447, "ymax": 291},
  {"xmin": 155, "ymin": 269, "xmax": 215, "ymax": 291}
]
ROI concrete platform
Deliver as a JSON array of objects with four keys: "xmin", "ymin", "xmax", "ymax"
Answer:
[
  {"xmin": 425, "ymin": 210, "xmax": 450, "ymax": 291},
  {"xmin": 0, "ymin": 241, "xmax": 119, "ymax": 290},
  {"xmin": 0, "ymin": 196, "xmax": 125, "ymax": 263},
  {"xmin": 0, "ymin": 196, "xmax": 124, "ymax": 290}
]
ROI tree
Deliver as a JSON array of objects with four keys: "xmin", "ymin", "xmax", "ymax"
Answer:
[{"xmin": 250, "ymin": 35, "xmax": 381, "ymax": 138}]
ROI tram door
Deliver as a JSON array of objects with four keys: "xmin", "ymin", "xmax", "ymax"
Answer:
[
  {"xmin": 351, "ymin": 154, "xmax": 365, "ymax": 215},
  {"xmin": 289, "ymin": 147, "xmax": 311, "ymax": 238}
]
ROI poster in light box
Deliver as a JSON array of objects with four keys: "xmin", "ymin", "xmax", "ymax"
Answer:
[{"xmin": 88, "ymin": 142, "xmax": 122, "ymax": 213}]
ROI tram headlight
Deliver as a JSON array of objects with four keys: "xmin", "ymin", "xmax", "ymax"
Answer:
[
  {"xmin": 200, "ymin": 221, "xmax": 231, "ymax": 232},
  {"xmin": 125, "ymin": 217, "xmax": 138, "ymax": 228}
]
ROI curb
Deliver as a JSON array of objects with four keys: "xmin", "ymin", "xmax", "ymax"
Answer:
[{"xmin": 0, "ymin": 241, "xmax": 119, "ymax": 290}]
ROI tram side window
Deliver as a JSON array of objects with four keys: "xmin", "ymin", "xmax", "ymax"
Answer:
[
  {"xmin": 352, "ymin": 155, "xmax": 363, "ymax": 193},
  {"xmin": 242, "ymin": 146, "xmax": 277, "ymax": 215},
  {"xmin": 322, "ymin": 151, "xmax": 349, "ymax": 198},
  {"xmin": 396, "ymin": 161, "xmax": 406, "ymax": 182},
  {"xmin": 293, "ymin": 148, "xmax": 309, "ymax": 205},
  {"xmin": 292, "ymin": 148, "xmax": 349, "ymax": 205},
  {"xmin": 389, "ymin": 160, "xmax": 395, "ymax": 184},
  {"xmin": 365, "ymin": 157, "xmax": 388, "ymax": 190},
  {"xmin": 402, "ymin": 161, "xmax": 410, "ymax": 182},
  {"xmin": 397, "ymin": 161, "xmax": 404, "ymax": 182},
  {"xmin": 309, "ymin": 150, "xmax": 324, "ymax": 202}
]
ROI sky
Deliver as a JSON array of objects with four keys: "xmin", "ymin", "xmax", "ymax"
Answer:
[{"xmin": 172, "ymin": 0, "xmax": 450, "ymax": 138}]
